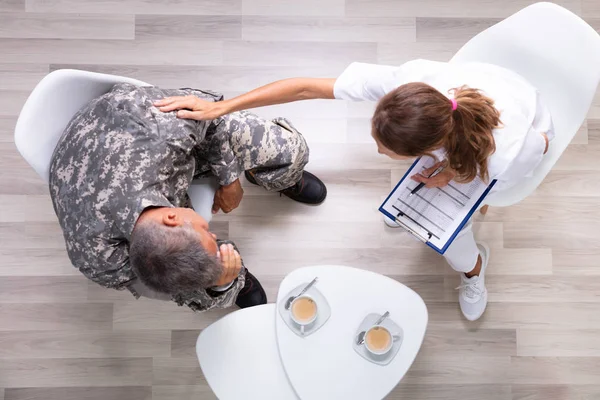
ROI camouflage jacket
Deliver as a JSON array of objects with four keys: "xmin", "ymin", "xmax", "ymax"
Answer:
[{"xmin": 49, "ymin": 83, "xmax": 245, "ymax": 311}]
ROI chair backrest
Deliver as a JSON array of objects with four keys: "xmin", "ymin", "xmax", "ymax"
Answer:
[
  {"xmin": 14, "ymin": 69, "xmax": 149, "ymax": 183},
  {"xmin": 450, "ymin": 2, "xmax": 600, "ymax": 206}
]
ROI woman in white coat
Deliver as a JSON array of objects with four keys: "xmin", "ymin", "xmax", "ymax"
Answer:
[{"xmin": 155, "ymin": 59, "xmax": 553, "ymax": 321}]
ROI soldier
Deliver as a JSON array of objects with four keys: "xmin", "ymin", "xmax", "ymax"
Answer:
[{"xmin": 49, "ymin": 83, "xmax": 327, "ymax": 312}]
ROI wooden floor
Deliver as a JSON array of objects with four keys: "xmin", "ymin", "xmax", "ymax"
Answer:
[{"xmin": 1, "ymin": 0, "xmax": 600, "ymax": 399}]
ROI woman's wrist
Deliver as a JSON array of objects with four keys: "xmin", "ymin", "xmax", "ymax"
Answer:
[{"xmin": 215, "ymin": 100, "xmax": 231, "ymax": 118}]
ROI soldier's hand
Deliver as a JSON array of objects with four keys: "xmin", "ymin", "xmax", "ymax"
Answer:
[
  {"xmin": 154, "ymin": 95, "xmax": 226, "ymax": 120},
  {"xmin": 214, "ymin": 243, "xmax": 242, "ymax": 286},
  {"xmin": 212, "ymin": 179, "xmax": 244, "ymax": 214}
]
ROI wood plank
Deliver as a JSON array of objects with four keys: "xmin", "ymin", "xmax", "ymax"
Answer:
[
  {"xmin": 420, "ymin": 328, "xmax": 516, "ymax": 357},
  {"xmin": 4, "ymin": 387, "xmax": 151, "ymax": 400},
  {"xmin": 510, "ymin": 357, "xmax": 600, "ymax": 384},
  {"xmin": 555, "ymin": 144, "xmax": 600, "ymax": 170},
  {"xmin": 552, "ymin": 249, "xmax": 600, "ymax": 276},
  {"xmin": 0, "ymin": 117, "xmax": 17, "ymax": 143},
  {"xmin": 517, "ymin": 329, "xmax": 600, "ymax": 357},
  {"xmin": 0, "ymin": 64, "xmax": 48, "ymax": 91},
  {"xmin": 135, "ymin": 15, "xmax": 241, "ymax": 40},
  {"xmin": 0, "ymin": 145, "xmax": 47, "ymax": 195},
  {"xmin": 503, "ymin": 220, "xmax": 599, "ymax": 250},
  {"xmin": 0, "ymin": 276, "xmax": 87, "ymax": 303},
  {"xmin": 534, "ymin": 171, "xmax": 600, "ymax": 197},
  {"xmin": 0, "ymin": 12, "xmax": 134, "ymax": 40},
  {"xmin": 0, "ymin": 222, "xmax": 66, "ymax": 250},
  {"xmin": 387, "ymin": 384, "xmax": 511, "ymax": 400},
  {"xmin": 242, "ymin": 16, "xmax": 415, "ymax": 42},
  {"xmin": 378, "ymin": 41, "xmax": 462, "ymax": 64},
  {"xmin": 26, "ymin": 0, "xmax": 242, "ymax": 15},
  {"xmin": 0, "ymin": 0, "xmax": 23, "ymax": 12},
  {"xmin": 86, "ymin": 281, "xmax": 138, "ymax": 302},
  {"xmin": 230, "ymin": 218, "xmax": 384, "ymax": 249},
  {"xmin": 228, "ymin": 193, "xmax": 381, "ymax": 222},
  {"xmin": 0, "ymin": 90, "xmax": 29, "ymax": 117},
  {"xmin": 171, "ymin": 330, "xmax": 202, "ymax": 358},
  {"xmin": 427, "ymin": 302, "xmax": 600, "ymax": 330},
  {"xmin": 0, "ymin": 195, "xmax": 56, "ymax": 222},
  {"xmin": 242, "ymin": 0, "xmax": 345, "ymax": 16},
  {"xmin": 223, "ymin": 41, "xmax": 377, "ymax": 67},
  {"xmin": 417, "ymin": 17, "xmax": 501, "ymax": 43},
  {"xmin": 152, "ymin": 385, "xmax": 216, "ymax": 400},
  {"xmin": 152, "ymin": 357, "xmax": 207, "ymax": 386},
  {"xmin": 0, "ymin": 358, "xmax": 152, "ymax": 388},
  {"xmin": 0, "ymin": 249, "xmax": 78, "ymax": 277},
  {"xmin": 0, "ymin": 330, "xmax": 171, "ymax": 358},
  {"xmin": 572, "ymin": 121, "xmax": 589, "ymax": 144},
  {"xmin": 511, "ymin": 385, "xmax": 600, "ymax": 400},
  {"xmin": 345, "ymin": 0, "xmax": 582, "ymax": 18},
  {"xmin": 112, "ymin": 298, "xmax": 231, "ymax": 330},
  {"xmin": 444, "ymin": 276, "xmax": 600, "ymax": 303},
  {"xmin": 583, "ymin": 0, "xmax": 600, "ymax": 17},
  {"xmin": 0, "ymin": 303, "xmax": 113, "ymax": 331},
  {"xmin": 0, "ymin": 39, "xmax": 223, "ymax": 66},
  {"xmin": 403, "ymin": 354, "xmax": 511, "ymax": 384}
]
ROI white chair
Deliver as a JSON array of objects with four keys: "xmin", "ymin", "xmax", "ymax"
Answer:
[
  {"xmin": 450, "ymin": 2, "xmax": 600, "ymax": 208},
  {"xmin": 14, "ymin": 68, "xmax": 218, "ymax": 221}
]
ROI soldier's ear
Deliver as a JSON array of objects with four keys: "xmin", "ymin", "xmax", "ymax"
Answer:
[{"xmin": 162, "ymin": 210, "xmax": 182, "ymax": 227}]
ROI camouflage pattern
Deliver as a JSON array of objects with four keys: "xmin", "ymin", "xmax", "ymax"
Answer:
[
  {"xmin": 195, "ymin": 111, "xmax": 309, "ymax": 191},
  {"xmin": 49, "ymin": 83, "xmax": 307, "ymax": 312}
]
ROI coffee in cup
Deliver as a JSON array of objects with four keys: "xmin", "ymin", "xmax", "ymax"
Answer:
[
  {"xmin": 290, "ymin": 295, "xmax": 317, "ymax": 334},
  {"xmin": 365, "ymin": 325, "xmax": 393, "ymax": 355}
]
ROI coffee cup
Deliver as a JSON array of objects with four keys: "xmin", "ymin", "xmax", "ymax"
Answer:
[
  {"xmin": 364, "ymin": 325, "xmax": 394, "ymax": 356},
  {"xmin": 290, "ymin": 295, "xmax": 318, "ymax": 334}
]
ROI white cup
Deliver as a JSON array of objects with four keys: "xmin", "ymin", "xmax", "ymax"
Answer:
[
  {"xmin": 364, "ymin": 325, "xmax": 394, "ymax": 356},
  {"xmin": 290, "ymin": 295, "xmax": 318, "ymax": 334}
]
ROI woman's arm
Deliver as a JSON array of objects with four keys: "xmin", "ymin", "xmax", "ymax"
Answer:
[{"xmin": 154, "ymin": 78, "xmax": 336, "ymax": 121}]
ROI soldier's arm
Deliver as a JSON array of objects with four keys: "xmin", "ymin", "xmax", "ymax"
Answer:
[{"xmin": 155, "ymin": 78, "xmax": 336, "ymax": 121}]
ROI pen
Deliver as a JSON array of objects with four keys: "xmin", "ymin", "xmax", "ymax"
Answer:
[{"xmin": 410, "ymin": 164, "xmax": 446, "ymax": 197}]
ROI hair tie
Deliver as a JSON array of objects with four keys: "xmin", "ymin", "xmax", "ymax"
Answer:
[{"xmin": 450, "ymin": 98, "xmax": 458, "ymax": 111}]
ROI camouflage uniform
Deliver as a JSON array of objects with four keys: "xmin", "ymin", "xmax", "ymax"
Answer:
[{"xmin": 49, "ymin": 83, "xmax": 308, "ymax": 312}]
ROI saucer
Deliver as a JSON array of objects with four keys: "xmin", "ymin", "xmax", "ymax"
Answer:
[
  {"xmin": 353, "ymin": 313, "xmax": 404, "ymax": 366},
  {"xmin": 278, "ymin": 282, "xmax": 331, "ymax": 338}
]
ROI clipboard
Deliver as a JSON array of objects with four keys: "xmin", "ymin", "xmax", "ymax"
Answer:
[{"xmin": 379, "ymin": 157, "xmax": 496, "ymax": 254}]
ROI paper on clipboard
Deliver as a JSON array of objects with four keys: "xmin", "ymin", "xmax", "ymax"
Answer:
[{"xmin": 379, "ymin": 157, "xmax": 494, "ymax": 253}]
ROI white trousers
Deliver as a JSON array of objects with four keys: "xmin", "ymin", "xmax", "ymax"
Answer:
[{"xmin": 443, "ymin": 220, "xmax": 479, "ymax": 273}]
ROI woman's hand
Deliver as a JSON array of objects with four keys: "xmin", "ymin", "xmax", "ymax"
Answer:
[
  {"xmin": 411, "ymin": 161, "xmax": 456, "ymax": 188},
  {"xmin": 154, "ymin": 96, "xmax": 226, "ymax": 121},
  {"xmin": 541, "ymin": 132, "xmax": 549, "ymax": 154},
  {"xmin": 214, "ymin": 243, "xmax": 242, "ymax": 287}
]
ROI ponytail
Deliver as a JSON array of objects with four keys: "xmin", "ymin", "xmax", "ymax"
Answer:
[
  {"xmin": 372, "ymin": 83, "xmax": 501, "ymax": 183},
  {"xmin": 447, "ymin": 86, "xmax": 500, "ymax": 182}
]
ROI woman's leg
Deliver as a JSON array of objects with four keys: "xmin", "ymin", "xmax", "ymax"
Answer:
[{"xmin": 443, "ymin": 221, "xmax": 490, "ymax": 321}]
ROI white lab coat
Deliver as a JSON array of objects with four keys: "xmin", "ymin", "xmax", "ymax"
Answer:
[{"xmin": 334, "ymin": 60, "xmax": 554, "ymax": 271}]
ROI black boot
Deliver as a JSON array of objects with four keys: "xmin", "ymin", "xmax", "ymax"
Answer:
[
  {"xmin": 235, "ymin": 270, "xmax": 267, "ymax": 308},
  {"xmin": 245, "ymin": 170, "xmax": 327, "ymax": 205}
]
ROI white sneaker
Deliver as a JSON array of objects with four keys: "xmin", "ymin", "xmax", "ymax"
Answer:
[
  {"xmin": 384, "ymin": 215, "xmax": 401, "ymax": 228},
  {"xmin": 456, "ymin": 242, "xmax": 490, "ymax": 321}
]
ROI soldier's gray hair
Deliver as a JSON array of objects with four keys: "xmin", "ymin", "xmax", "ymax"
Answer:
[{"xmin": 129, "ymin": 220, "xmax": 221, "ymax": 295}]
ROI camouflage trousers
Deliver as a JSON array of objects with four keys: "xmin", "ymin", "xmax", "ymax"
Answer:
[{"xmin": 195, "ymin": 111, "xmax": 309, "ymax": 191}]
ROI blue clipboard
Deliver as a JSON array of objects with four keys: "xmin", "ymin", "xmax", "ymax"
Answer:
[{"xmin": 378, "ymin": 157, "xmax": 496, "ymax": 254}]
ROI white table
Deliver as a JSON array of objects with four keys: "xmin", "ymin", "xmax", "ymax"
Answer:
[
  {"xmin": 275, "ymin": 265, "xmax": 428, "ymax": 400},
  {"xmin": 196, "ymin": 304, "xmax": 299, "ymax": 400}
]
